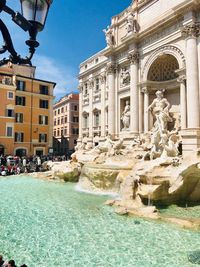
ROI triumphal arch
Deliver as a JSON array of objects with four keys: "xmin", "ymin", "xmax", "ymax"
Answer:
[{"xmin": 78, "ymin": 0, "xmax": 200, "ymax": 153}]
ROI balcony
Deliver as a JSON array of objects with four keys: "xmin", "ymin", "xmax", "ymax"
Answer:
[
  {"xmin": 93, "ymin": 91, "xmax": 101, "ymax": 102},
  {"xmin": 93, "ymin": 126, "xmax": 101, "ymax": 134},
  {"xmin": 82, "ymin": 127, "xmax": 89, "ymax": 134},
  {"xmin": 83, "ymin": 94, "xmax": 89, "ymax": 105}
]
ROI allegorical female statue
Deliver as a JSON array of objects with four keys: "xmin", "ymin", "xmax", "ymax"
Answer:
[
  {"xmin": 121, "ymin": 100, "xmax": 130, "ymax": 131},
  {"xmin": 103, "ymin": 26, "xmax": 114, "ymax": 47}
]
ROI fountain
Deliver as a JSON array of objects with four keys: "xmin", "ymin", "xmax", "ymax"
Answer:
[{"xmin": 69, "ymin": 90, "xmax": 200, "ymax": 227}]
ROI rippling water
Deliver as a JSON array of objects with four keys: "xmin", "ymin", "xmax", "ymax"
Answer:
[{"xmin": 0, "ymin": 176, "xmax": 200, "ymax": 267}]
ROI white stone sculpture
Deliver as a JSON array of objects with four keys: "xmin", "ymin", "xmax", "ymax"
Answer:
[
  {"xmin": 121, "ymin": 101, "xmax": 130, "ymax": 131},
  {"xmin": 126, "ymin": 12, "xmax": 137, "ymax": 34},
  {"xmin": 148, "ymin": 90, "xmax": 172, "ymax": 133},
  {"xmin": 120, "ymin": 68, "xmax": 130, "ymax": 85},
  {"xmin": 103, "ymin": 26, "xmax": 114, "ymax": 47},
  {"xmin": 146, "ymin": 90, "xmax": 178, "ymax": 160}
]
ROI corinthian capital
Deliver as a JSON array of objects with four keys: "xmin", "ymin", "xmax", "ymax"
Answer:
[
  {"xmin": 106, "ymin": 63, "xmax": 118, "ymax": 74},
  {"xmin": 181, "ymin": 23, "xmax": 200, "ymax": 38},
  {"xmin": 128, "ymin": 52, "xmax": 139, "ymax": 64}
]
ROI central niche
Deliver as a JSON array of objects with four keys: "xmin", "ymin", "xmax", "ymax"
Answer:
[{"xmin": 148, "ymin": 54, "xmax": 179, "ymax": 82}]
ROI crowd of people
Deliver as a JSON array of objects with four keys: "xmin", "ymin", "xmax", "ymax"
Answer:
[
  {"xmin": 0, "ymin": 255, "xmax": 27, "ymax": 267},
  {"xmin": 0, "ymin": 154, "xmax": 70, "ymax": 176},
  {"xmin": 0, "ymin": 155, "xmax": 45, "ymax": 176}
]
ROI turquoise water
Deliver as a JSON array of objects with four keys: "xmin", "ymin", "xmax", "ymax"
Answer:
[{"xmin": 0, "ymin": 176, "xmax": 200, "ymax": 267}]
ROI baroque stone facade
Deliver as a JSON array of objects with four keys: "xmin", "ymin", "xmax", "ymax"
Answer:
[{"xmin": 78, "ymin": 0, "xmax": 200, "ymax": 152}]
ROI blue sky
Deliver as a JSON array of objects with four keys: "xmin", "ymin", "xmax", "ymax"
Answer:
[{"xmin": 1, "ymin": 0, "xmax": 132, "ymax": 98}]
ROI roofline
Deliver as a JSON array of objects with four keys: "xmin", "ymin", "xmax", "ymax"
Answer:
[{"xmin": 16, "ymin": 74, "xmax": 56, "ymax": 87}]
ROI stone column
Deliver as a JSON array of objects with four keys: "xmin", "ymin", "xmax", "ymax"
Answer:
[
  {"xmin": 177, "ymin": 75, "xmax": 187, "ymax": 129},
  {"xmin": 106, "ymin": 63, "xmax": 116, "ymax": 137},
  {"xmin": 128, "ymin": 51, "xmax": 139, "ymax": 134},
  {"xmin": 77, "ymin": 83, "xmax": 83, "ymax": 144},
  {"xmin": 197, "ymin": 34, "xmax": 200, "ymax": 103},
  {"xmin": 182, "ymin": 23, "xmax": 200, "ymax": 128},
  {"xmin": 88, "ymin": 78, "xmax": 94, "ymax": 148},
  {"xmin": 181, "ymin": 23, "xmax": 200, "ymax": 151},
  {"xmin": 142, "ymin": 87, "xmax": 149, "ymax": 133},
  {"xmin": 100, "ymin": 73, "xmax": 106, "ymax": 138},
  {"xmin": 139, "ymin": 88, "xmax": 144, "ymax": 133}
]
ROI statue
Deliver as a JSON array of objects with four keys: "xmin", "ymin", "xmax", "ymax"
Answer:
[
  {"xmin": 145, "ymin": 90, "xmax": 178, "ymax": 160},
  {"xmin": 120, "ymin": 68, "xmax": 130, "ymax": 85},
  {"xmin": 121, "ymin": 101, "xmax": 130, "ymax": 131},
  {"xmin": 103, "ymin": 26, "xmax": 114, "ymax": 47},
  {"xmin": 147, "ymin": 90, "xmax": 172, "ymax": 133},
  {"xmin": 126, "ymin": 12, "xmax": 137, "ymax": 34}
]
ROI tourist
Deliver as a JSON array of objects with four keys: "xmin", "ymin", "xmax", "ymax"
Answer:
[
  {"xmin": 0, "ymin": 255, "xmax": 8, "ymax": 267},
  {"xmin": 7, "ymin": 260, "xmax": 17, "ymax": 267}
]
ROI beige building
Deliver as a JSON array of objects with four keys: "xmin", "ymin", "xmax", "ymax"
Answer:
[
  {"xmin": 78, "ymin": 0, "xmax": 200, "ymax": 152},
  {"xmin": 53, "ymin": 93, "xmax": 79, "ymax": 155},
  {"xmin": 0, "ymin": 64, "xmax": 55, "ymax": 156}
]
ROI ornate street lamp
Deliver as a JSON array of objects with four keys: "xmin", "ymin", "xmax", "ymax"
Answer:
[{"xmin": 0, "ymin": 0, "xmax": 53, "ymax": 66}]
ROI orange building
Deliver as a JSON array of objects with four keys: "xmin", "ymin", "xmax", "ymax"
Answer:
[
  {"xmin": 0, "ymin": 64, "xmax": 56, "ymax": 156},
  {"xmin": 53, "ymin": 93, "xmax": 79, "ymax": 155}
]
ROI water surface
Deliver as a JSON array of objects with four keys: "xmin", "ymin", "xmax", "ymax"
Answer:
[{"xmin": 0, "ymin": 176, "xmax": 199, "ymax": 267}]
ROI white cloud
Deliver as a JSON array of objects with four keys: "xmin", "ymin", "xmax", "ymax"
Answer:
[{"xmin": 32, "ymin": 55, "xmax": 78, "ymax": 99}]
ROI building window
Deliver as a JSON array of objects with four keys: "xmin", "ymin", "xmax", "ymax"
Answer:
[
  {"xmin": 83, "ymin": 115, "xmax": 88, "ymax": 128},
  {"xmin": 61, "ymin": 117, "xmax": 64, "ymax": 124},
  {"xmin": 61, "ymin": 128, "xmax": 64, "ymax": 136},
  {"xmin": 84, "ymin": 84, "xmax": 88, "ymax": 95},
  {"xmin": 58, "ymin": 109, "xmax": 60, "ymax": 114},
  {"xmin": 15, "ymin": 113, "xmax": 23, "ymax": 123},
  {"xmin": 65, "ymin": 106, "xmax": 67, "ymax": 111},
  {"xmin": 15, "ymin": 132, "xmax": 24, "ymax": 142},
  {"xmin": 95, "ymin": 78, "xmax": 99, "ymax": 91},
  {"xmin": 2, "ymin": 77, "xmax": 12, "ymax": 85},
  {"xmin": 72, "ymin": 128, "xmax": 79, "ymax": 135},
  {"xmin": 94, "ymin": 113, "xmax": 100, "ymax": 127},
  {"xmin": 7, "ymin": 109, "xmax": 14, "ymax": 117},
  {"xmin": 39, "ymin": 99, "xmax": 48, "ymax": 109},
  {"xmin": 73, "ymin": 116, "xmax": 79, "ymax": 123},
  {"xmin": 39, "ymin": 115, "xmax": 48, "ymax": 125},
  {"xmin": 16, "ymin": 96, "xmax": 26, "ymax": 106},
  {"xmin": 7, "ymin": 91, "xmax": 14, "ymax": 99},
  {"xmin": 16, "ymin": 80, "xmax": 25, "ymax": 91},
  {"xmin": 40, "ymin": 85, "xmax": 49, "ymax": 95},
  {"xmin": 54, "ymin": 120, "xmax": 56, "ymax": 126},
  {"xmin": 54, "ymin": 110, "xmax": 56, "ymax": 116},
  {"xmin": 57, "ymin": 129, "xmax": 60, "ymax": 136},
  {"xmin": 57, "ymin": 118, "xmax": 60, "ymax": 125},
  {"xmin": 64, "ymin": 127, "xmax": 67, "ymax": 135},
  {"xmin": 61, "ymin": 107, "xmax": 64, "ymax": 113},
  {"xmin": 54, "ymin": 130, "xmax": 56, "ymax": 137},
  {"xmin": 74, "ymin": 105, "xmax": 78, "ymax": 111},
  {"xmin": 39, "ymin": 133, "xmax": 47, "ymax": 143},
  {"xmin": 6, "ymin": 126, "xmax": 13, "ymax": 137},
  {"xmin": 65, "ymin": 116, "xmax": 67, "ymax": 123}
]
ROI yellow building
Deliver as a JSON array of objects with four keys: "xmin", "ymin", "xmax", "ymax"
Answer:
[{"xmin": 0, "ymin": 64, "xmax": 56, "ymax": 156}]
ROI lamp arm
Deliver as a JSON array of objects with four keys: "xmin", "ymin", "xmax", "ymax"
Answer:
[
  {"xmin": 0, "ymin": 19, "xmax": 18, "ymax": 58},
  {"xmin": 0, "ymin": 19, "xmax": 35, "ymax": 66}
]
